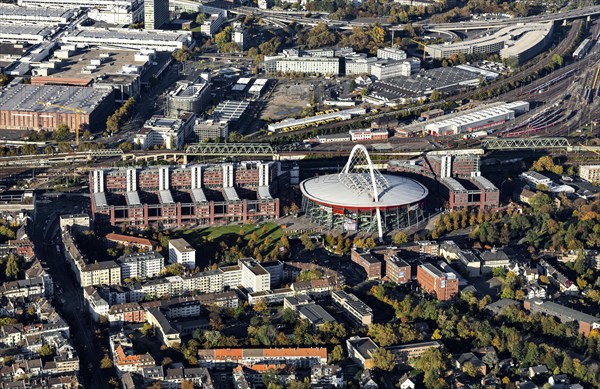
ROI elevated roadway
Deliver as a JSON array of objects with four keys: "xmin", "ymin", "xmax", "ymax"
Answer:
[{"xmin": 229, "ymin": 4, "xmax": 600, "ymax": 31}]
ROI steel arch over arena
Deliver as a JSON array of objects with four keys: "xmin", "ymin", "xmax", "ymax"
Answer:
[{"xmin": 300, "ymin": 145, "xmax": 428, "ymax": 239}]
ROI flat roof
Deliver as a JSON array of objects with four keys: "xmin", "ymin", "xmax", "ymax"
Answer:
[
  {"xmin": 0, "ymin": 5, "xmax": 76, "ymax": 21},
  {"xmin": 298, "ymin": 303, "xmax": 336, "ymax": 326},
  {"xmin": 301, "ymin": 173, "xmax": 428, "ymax": 209},
  {"xmin": 0, "ymin": 22, "xmax": 56, "ymax": 39},
  {"xmin": 169, "ymin": 238, "xmax": 195, "ymax": 253},
  {"xmin": 40, "ymin": 48, "xmax": 149, "ymax": 82},
  {"xmin": 0, "ymin": 84, "xmax": 112, "ymax": 113}
]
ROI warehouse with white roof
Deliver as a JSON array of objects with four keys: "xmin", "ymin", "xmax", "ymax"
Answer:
[{"xmin": 425, "ymin": 101, "xmax": 529, "ymax": 136}]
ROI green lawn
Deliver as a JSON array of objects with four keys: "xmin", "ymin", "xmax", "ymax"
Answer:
[{"xmin": 174, "ymin": 222, "xmax": 285, "ymax": 266}]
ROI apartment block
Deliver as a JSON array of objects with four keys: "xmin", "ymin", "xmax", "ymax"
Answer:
[
  {"xmin": 331, "ymin": 290, "xmax": 373, "ymax": 326},
  {"xmin": 579, "ymin": 165, "xmax": 600, "ymax": 183},
  {"xmin": 417, "ymin": 263, "xmax": 459, "ymax": 301},
  {"xmin": 117, "ymin": 251, "xmax": 164, "ymax": 281},
  {"xmin": 168, "ymin": 238, "xmax": 196, "ymax": 269},
  {"xmin": 240, "ymin": 258, "xmax": 270, "ymax": 293},
  {"xmin": 197, "ymin": 348, "xmax": 327, "ymax": 368}
]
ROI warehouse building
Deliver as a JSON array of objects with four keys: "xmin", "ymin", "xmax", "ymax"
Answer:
[
  {"xmin": 0, "ymin": 5, "xmax": 77, "ymax": 24},
  {"xmin": 425, "ymin": 101, "xmax": 529, "ymax": 136},
  {"xmin": 89, "ymin": 162, "xmax": 287, "ymax": 228},
  {"xmin": 0, "ymin": 23, "xmax": 57, "ymax": 44},
  {"xmin": 60, "ymin": 28, "xmax": 192, "ymax": 52},
  {"xmin": 0, "ymin": 84, "xmax": 114, "ymax": 132}
]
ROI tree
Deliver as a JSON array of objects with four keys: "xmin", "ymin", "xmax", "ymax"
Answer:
[
  {"xmin": 54, "ymin": 124, "xmax": 70, "ymax": 141},
  {"xmin": 100, "ymin": 354, "xmax": 113, "ymax": 369},
  {"xmin": 463, "ymin": 361, "xmax": 478, "ymax": 377},
  {"xmin": 429, "ymin": 90, "xmax": 441, "ymax": 102},
  {"xmin": 118, "ymin": 142, "xmax": 133, "ymax": 152},
  {"xmin": 5, "ymin": 254, "xmax": 19, "ymax": 279},
  {"xmin": 39, "ymin": 344, "xmax": 54, "ymax": 357},
  {"xmin": 372, "ymin": 347, "xmax": 397, "ymax": 372},
  {"xmin": 552, "ymin": 54, "xmax": 564, "ymax": 67},
  {"xmin": 368, "ymin": 324, "xmax": 399, "ymax": 347},
  {"xmin": 392, "ymin": 231, "xmax": 409, "ymax": 245},
  {"xmin": 329, "ymin": 344, "xmax": 344, "ymax": 364},
  {"xmin": 181, "ymin": 381, "xmax": 195, "ymax": 389},
  {"xmin": 253, "ymin": 299, "xmax": 268, "ymax": 314},
  {"xmin": 414, "ymin": 347, "xmax": 449, "ymax": 388},
  {"xmin": 195, "ymin": 13, "xmax": 206, "ymax": 24},
  {"xmin": 173, "ymin": 47, "xmax": 191, "ymax": 62}
]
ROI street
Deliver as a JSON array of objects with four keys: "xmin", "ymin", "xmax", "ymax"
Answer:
[{"xmin": 31, "ymin": 195, "xmax": 109, "ymax": 389}]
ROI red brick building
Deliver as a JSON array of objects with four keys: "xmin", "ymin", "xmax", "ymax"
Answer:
[
  {"xmin": 416, "ymin": 263, "xmax": 458, "ymax": 301},
  {"xmin": 90, "ymin": 162, "xmax": 286, "ymax": 229},
  {"xmin": 351, "ymin": 249, "xmax": 382, "ymax": 280},
  {"xmin": 384, "ymin": 255, "xmax": 411, "ymax": 284}
]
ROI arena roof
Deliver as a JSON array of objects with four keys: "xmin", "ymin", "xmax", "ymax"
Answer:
[{"xmin": 300, "ymin": 173, "xmax": 428, "ymax": 210}]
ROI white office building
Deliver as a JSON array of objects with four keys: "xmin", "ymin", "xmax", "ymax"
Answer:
[
  {"xmin": 371, "ymin": 59, "xmax": 420, "ymax": 80},
  {"xmin": 377, "ymin": 47, "xmax": 408, "ymax": 61},
  {"xmin": 60, "ymin": 28, "xmax": 191, "ymax": 52},
  {"xmin": 263, "ymin": 50, "xmax": 340, "ymax": 75},
  {"xmin": 134, "ymin": 114, "xmax": 196, "ymax": 150},
  {"xmin": 168, "ymin": 239, "xmax": 196, "ymax": 269}
]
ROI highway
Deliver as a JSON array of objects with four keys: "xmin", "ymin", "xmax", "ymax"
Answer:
[{"xmin": 229, "ymin": 4, "xmax": 600, "ymax": 31}]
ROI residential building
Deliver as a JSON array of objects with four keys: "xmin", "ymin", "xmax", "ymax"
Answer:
[
  {"xmin": 59, "ymin": 214, "xmax": 90, "ymax": 232},
  {"xmin": 105, "ymin": 233, "xmax": 158, "ymax": 250},
  {"xmin": 145, "ymin": 0, "xmax": 169, "ymax": 29},
  {"xmin": 346, "ymin": 336, "xmax": 377, "ymax": 369},
  {"xmin": 524, "ymin": 298, "xmax": 600, "ymax": 336},
  {"xmin": 197, "ymin": 348, "xmax": 327, "ymax": 368},
  {"xmin": 146, "ymin": 308, "xmax": 181, "ymax": 347},
  {"xmin": 578, "ymin": 165, "xmax": 600, "ymax": 183},
  {"xmin": 232, "ymin": 22, "xmax": 246, "ymax": 51},
  {"xmin": 480, "ymin": 247, "xmax": 511, "ymax": 273},
  {"xmin": 331, "ymin": 290, "xmax": 373, "ymax": 326},
  {"xmin": 454, "ymin": 352, "xmax": 487, "ymax": 375},
  {"xmin": 240, "ymin": 258, "xmax": 270, "ymax": 293},
  {"xmin": 168, "ymin": 239, "xmax": 196, "ymax": 269},
  {"xmin": 387, "ymin": 341, "xmax": 442, "ymax": 366},
  {"xmin": 417, "ymin": 263, "xmax": 459, "ymax": 301},
  {"xmin": 117, "ymin": 251, "xmax": 164, "ymax": 281},
  {"xmin": 311, "ymin": 365, "xmax": 344, "ymax": 388},
  {"xmin": 350, "ymin": 249, "xmax": 382, "ymax": 280},
  {"xmin": 110, "ymin": 334, "xmax": 155, "ymax": 374},
  {"xmin": 200, "ymin": 11, "xmax": 226, "ymax": 37}
]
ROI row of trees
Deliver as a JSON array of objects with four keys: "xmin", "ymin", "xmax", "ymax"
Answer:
[{"xmin": 106, "ymin": 97, "xmax": 136, "ymax": 135}]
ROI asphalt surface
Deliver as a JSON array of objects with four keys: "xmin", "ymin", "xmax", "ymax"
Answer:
[{"xmin": 31, "ymin": 194, "xmax": 109, "ymax": 389}]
